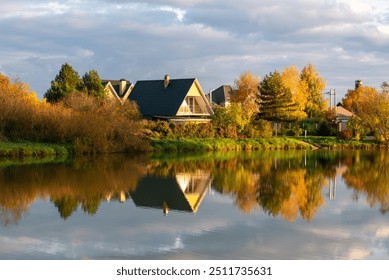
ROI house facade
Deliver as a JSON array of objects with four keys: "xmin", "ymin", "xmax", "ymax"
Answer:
[
  {"xmin": 128, "ymin": 75, "xmax": 214, "ymax": 122},
  {"xmin": 335, "ymin": 103, "xmax": 354, "ymax": 131}
]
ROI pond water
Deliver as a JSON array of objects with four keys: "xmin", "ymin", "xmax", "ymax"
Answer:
[{"xmin": 1, "ymin": 150, "xmax": 388, "ymax": 260}]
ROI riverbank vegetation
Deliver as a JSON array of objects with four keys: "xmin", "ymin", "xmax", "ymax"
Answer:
[
  {"xmin": 0, "ymin": 69, "xmax": 149, "ymax": 155},
  {"xmin": 150, "ymin": 137, "xmax": 314, "ymax": 152}
]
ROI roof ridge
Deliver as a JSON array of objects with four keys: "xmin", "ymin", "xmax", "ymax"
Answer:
[{"xmin": 136, "ymin": 78, "xmax": 196, "ymax": 82}]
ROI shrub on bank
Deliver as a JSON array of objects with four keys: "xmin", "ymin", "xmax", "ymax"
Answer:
[
  {"xmin": 172, "ymin": 122, "xmax": 215, "ymax": 139},
  {"xmin": 338, "ymin": 129, "xmax": 353, "ymax": 141},
  {"xmin": 242, "ymin": 119, "xmax": 273, "ymax": 138}
]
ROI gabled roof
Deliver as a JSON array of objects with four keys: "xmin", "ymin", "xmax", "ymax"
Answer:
[
  {"xmin": 336, "ymin": 105, "xmax": 353, "ymax": 118},
  {"xmin": 210, "ymin": 85, "xmax": 233, "ymax": 105},
  {"xmin": 102, "ymin": 79, "xmax": 134, "ymax": 105},
  {"xmin": 129, "ymin": 78, "xmax": 198, "ymax": 117}
]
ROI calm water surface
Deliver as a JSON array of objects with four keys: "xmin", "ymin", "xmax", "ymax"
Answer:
[{"xmin": 1, "ymin": 150, "xmax": 388, "ymax": 259}]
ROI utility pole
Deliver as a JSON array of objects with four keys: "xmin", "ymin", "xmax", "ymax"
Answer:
[{"xmin": 324, "ymin": 89, "xmax": 336, "ymax": 111}]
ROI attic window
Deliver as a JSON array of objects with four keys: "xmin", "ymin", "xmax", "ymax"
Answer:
[{"xmin": 187, "ymin": 97, "xmax": 195, "ymax": 113}]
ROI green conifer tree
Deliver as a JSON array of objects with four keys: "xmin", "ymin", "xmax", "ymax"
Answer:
[
  {"xmin": 44, "ymin": 63, "xmax": 84, "ymax": 103},
  {"xmin": 258, "ymin": 71, "xmax": 297, "ymax": 123},
  {"xmin": 82, "ymin": 70, "xmax": 105, "ymax": 98}
]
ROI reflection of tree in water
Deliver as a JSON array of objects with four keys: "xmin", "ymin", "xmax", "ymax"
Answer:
[
  {"xmin": 0, "ymin": 155, "xmax": 149, "ymax": 225},
  {"xmin": 257, "ymin": 155, "xmax": 326, "ymax": 222},
  {"xmin": 3, "ymin": 150, "xmax": 389, "ymax": 225},
  {"xmin": 343, "ymin": 151, "xmax": 389, "ymax": 214},
  {"xmin": 51, "ymin": 194, "xmax": 103, "ymax": 219},
  {"xmin": 213, "ymin": 164, "xmax": 260, "ymax": 213},
  {"xmin": 52, "ymin": 196, "xmax": 79, "ymax": 220},
  {"xmin": 213, "ymin": 151, "xmax": 343, "ymax": 222},
  {"xmin": 0, "ymin": 205, "xmax": 28, "ymax": 226}
]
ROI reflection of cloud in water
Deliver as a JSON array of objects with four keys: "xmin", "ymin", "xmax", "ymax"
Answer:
[
  {"xmin": 345, "ymin": 248, "xmax": 370, "ymax": 260},
  {"xmin": 376, "ymin": 226, "xmax": 389, "ymax": 238},
  {"xmin": 304, "ymin": 228, "xmax": 351, "ymax": 239},
  {"xmin": 157, "ymin": 236, "xmax": 184, "ymax": 253},
  {"xmin": 0, "ymin": 236, "xmax": 66, "ymax": 257}
]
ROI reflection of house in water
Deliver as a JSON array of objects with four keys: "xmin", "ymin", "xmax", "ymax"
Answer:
[
  {"xmin": 105, "ymin": 191, "xmax": 130, "ymax": 203},
  {"xmin": 130, "ymin": 171, "xmax": 212, "ymax": 215}
]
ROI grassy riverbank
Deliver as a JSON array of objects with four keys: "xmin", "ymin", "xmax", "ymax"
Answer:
[
  {"xmin": 150, "ymin": 137, "xmax": 314, "ymax": 152},
  {"xmin": 151, "ymin": 136, "xmax": 388, "ymax": 152},
  {"xmin": 0, "ymin": 141, "xmax": 71, "ymax": 158},
  {"xmin": 296, "ymin": 136, "xmax": 387, "ymax": 150},
  {"xmin": 1, "ymin": 136, "xmax": 387, "ymax": 162}
]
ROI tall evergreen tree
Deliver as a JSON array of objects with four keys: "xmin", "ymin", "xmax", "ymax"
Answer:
[
  {"xmin": 82, "ymin": 70, "xmax": 105, "ymax": 98},
  {"xmin": 258, "ymin": 71, "xmax": 297, "ymax": 123},
  {"xmin": 44, "ymin": 63, "xmax": 84, "ymax": 103}
]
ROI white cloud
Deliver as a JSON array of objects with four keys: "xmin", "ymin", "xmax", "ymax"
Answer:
[
  {"xmin": 75, "ymin": 48, "xmax": 94, "ymax": 58},
  {"xmin": 158, "ymin": 6, "xmax": 186, "ymax": 22},
  {"xmin": 1, "ymin": 2, "xmax": 70, "ymax": 19},
  {"xmin": 377, "ymin": 24, "xmax": 389, "ymax": 35}
]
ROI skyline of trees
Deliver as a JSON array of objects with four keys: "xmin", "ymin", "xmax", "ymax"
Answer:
[{"xmin": 44, "ymin": 63, "xmax": 106, "ymax": 103}]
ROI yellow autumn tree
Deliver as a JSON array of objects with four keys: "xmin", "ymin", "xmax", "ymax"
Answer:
[
  {"xmin": 300, "ymin": 64, "xmax": 327, "ymax": 118},
  {"xmin": 281, "ymin": 65, "xmax": 308, "ymax": 121},
  {"xmin": 232, "ymin": 71, "xmax": 260, "ymax": 122},
  {"xmin": 359, "ymin": 92, "xmax": 389, "ymax": 143}
]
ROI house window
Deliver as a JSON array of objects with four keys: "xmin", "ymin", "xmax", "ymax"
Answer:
[{"xmin": 187, "ymin": 97, "xmax": 195, "ymax": 113}]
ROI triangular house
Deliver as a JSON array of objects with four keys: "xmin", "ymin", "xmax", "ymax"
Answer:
[
  {"xmin": 102, "ymin": 79, "xmax": 134, "ymax": 105},
  {"xmin": 129, "ymin": 75, "xmax": 214, "ymax": 122}
]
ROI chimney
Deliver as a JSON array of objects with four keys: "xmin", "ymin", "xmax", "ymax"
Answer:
[
  {"xmin": 164, "ymin": 74, "xmax": 170, "ymax": 88},
  {"xmin": 355, "ymin": 80, "xmax": 363, "ymax": 90},
  {"xmin": 119, "ymin": 79, "xmax": 127, "ymax": 96}
]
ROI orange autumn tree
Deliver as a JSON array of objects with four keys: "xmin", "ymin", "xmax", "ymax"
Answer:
[
  {"xmin": 232, "ymin": 71, "xmax": 261, "ymax": 121},
  {"xmin": 0, "ymin": 73, "xmax": 41, "ymax": 140},
  {"xmin": 342, "ymin": 85, "xmax": 378, "ymax": 114}
]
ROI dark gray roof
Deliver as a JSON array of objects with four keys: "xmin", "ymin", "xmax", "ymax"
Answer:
[
  {"xmin": 211, "ymin": 85, "xmax": 233, "ymax": 105},
  {"xmin": 129, "ymin": 78, "xmax": 196, "ymax": 117}
]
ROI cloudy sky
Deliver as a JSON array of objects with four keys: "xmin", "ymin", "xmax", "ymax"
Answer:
[{"xmin": 1, "ymin": 0, "xmax": 389, "ymax": 99}]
